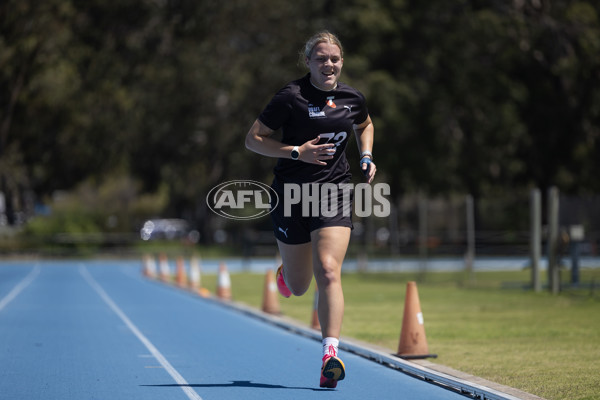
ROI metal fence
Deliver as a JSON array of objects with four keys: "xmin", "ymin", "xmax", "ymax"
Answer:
[{"xmin": 343, "ymin": 190, "xmax": 600, "ymax": 259}]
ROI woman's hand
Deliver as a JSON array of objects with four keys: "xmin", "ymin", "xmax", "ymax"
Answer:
[
  {"xmin": 361, "ymin": 157, "xmax": 376, "ymax": 184},
  {"xmin": 299, "ymin": 136, "xmax": 336, "ymax": 165}
]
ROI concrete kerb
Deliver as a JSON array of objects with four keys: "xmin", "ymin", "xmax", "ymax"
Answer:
[{"xmin": 147, "ymin": 276, "xmax": 546, "ymax": 400}]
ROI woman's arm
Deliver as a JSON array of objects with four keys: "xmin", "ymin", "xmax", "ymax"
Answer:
[
  {"xmin": 354, "ymin": 115, "xmax": 376, "ymax": 183},
  {"xmin": 245, "ymin": 119, "xmax": 336, "ymax": 165}
]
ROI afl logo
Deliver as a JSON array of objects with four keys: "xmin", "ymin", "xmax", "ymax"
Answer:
[{"xmin": 206, "ymin": 180, "xmax": 278, "ymax": 220}]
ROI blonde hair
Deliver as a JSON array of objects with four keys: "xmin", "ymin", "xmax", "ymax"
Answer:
[{"xmin": 301, "ymin": 31, "xmax": 344, "ymax": 62}]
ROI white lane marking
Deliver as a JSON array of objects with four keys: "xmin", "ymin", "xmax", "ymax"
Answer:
[
  {"xmin": 80, "ymin": 266, "xmax": 203, "ymax": 400},
  {"xmin": 0, "ymin": 265, "xmax": 40, "ymax": 312}
]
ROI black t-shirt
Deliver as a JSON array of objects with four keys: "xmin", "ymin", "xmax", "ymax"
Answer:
[{"xmin": 258, "ymin": 74, "xmax": 369, "ymax": 184}]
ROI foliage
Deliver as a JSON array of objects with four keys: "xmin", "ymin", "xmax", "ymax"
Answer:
[
  {"xmin": 1, "ymin": 0, "xmax": 599, "ymax": 237},
  {"xmin": 18, "ymin": 174, "xmax": 168, "ymax": 253}
]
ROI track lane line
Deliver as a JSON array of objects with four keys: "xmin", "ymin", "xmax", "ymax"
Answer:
[
  {"xmin": 80, "ymin": 265, "xmax": 203, "ymax": 400},
  {"xmin": 0, "ymin": 265, "xmax": 40, "ymax": 312}
]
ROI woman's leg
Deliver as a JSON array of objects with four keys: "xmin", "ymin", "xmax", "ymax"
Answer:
[
  {"xmin": 276, "ymin": 239, "xmax": 314, "ymax": 296},
  {"xmin": 310, "ymin": 226, "xmax": 351, "ymax": 338}
]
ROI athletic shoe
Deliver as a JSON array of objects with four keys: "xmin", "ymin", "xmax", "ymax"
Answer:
[
  {"xmin": 320, "ymin": 354, "xmax": 346, "ymax": 388},
  {"xmin": 276, "ymin": 265, "xmax": 291, "ymax": 298}
]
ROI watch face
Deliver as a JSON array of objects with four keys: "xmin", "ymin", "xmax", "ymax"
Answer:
[{"xmin": 291, "ymin": 148, "xmax": 299, "ymax": 160}]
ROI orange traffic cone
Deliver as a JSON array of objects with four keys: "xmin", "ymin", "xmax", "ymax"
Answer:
[
  {"xmin": 261, "ymin": 269, "xmax": 280, "ymax": 314},
  {"xmin": 142, "ymin": 254, "xmax": 157, "ymax": 278},
  {"xmin": 397, "ymin": 281, "xmax": 437, "ymax": 359},
  {"xmin": 216, "ymin": 262, "xmax": 232, "ymax": 300},
  {"xmin": 311, "ymin": 286, "xmax": 321, "ymax": 331},
  {"xmin": 158, "ymin": 253, "xmax": 171, "ymax": 282},
  {"xmin": 175, "ymin": 257, "xmax": 187, "ymax": 288},
  {"xmin": 189, "ymin": 255, "xmax": 202, "ymax": 290},
  {"xmin": 141, "ymin": 255, "xmax": 148, "ymax": 276}
]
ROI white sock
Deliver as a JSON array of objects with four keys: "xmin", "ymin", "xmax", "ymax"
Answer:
[{"xmin": 322, "ymin": 337, "xmax": 339, "ymax": 358}]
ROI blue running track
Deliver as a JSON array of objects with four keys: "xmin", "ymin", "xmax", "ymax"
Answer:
[{"xmin": 0, "ymin": 260, "xmax": 474, "ymax": 400}]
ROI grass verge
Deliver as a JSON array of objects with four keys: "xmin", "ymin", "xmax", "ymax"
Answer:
[{"xmin": 200, "ymin": 268, "xmax": 600, "ymax": 400}]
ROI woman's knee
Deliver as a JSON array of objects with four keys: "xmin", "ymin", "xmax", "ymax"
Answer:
[{"xmin": 314, "ymin": 255, "xmax": 342, "ymax": 287}]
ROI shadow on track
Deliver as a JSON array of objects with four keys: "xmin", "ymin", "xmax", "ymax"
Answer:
[{"xmin": 142, "ymin": 380, "xmax": 331, "ymax": 392}]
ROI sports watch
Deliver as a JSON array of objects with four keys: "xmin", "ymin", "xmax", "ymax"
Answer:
[{"xmin": 291, "ymin": 146, "xmax": 300, "ymax": 160}]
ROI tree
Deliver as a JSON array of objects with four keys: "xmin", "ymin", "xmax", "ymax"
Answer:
[{"xmin": 1, "ymin": 0, "xmax": 599, "ymax": 237}]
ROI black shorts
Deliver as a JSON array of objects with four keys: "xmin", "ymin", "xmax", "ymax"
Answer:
[{"xmin": 270, "ymin": 179, "xmax": 354, "ymax": 244}]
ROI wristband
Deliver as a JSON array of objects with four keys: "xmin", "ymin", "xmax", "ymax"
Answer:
[{"xmin": 360, "ymin": 150, "xmax": 373, "ymax": 160}]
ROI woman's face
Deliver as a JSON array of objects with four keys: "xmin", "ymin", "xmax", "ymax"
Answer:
[{"xmin": 306, "ymin": 42, "xmax": 343, "ymax": 91}]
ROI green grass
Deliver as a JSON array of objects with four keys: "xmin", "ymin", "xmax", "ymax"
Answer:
[{"xmin": 199, "ymin": 268, "xmax": 600, "ymax": 400}]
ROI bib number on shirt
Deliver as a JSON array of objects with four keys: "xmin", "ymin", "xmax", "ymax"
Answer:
[{"xmin": 319, "ymin": 131, "xmax": 348, "ymax": 147}]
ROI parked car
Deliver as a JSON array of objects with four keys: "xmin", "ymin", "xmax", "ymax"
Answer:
[{"xmin": 140, "ymin": 219, "xmax": 199, "ymax": 242}]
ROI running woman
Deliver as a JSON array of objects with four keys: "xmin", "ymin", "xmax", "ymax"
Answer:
[{"xmin": 245, "ymin": 31, "xmax": 376, "ymax": 388}]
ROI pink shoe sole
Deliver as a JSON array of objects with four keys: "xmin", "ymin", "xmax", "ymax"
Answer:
[{"xmin": 276, "ymin": 265, "xmax": 291, "ymax": 298}]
